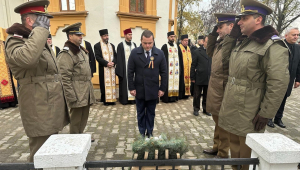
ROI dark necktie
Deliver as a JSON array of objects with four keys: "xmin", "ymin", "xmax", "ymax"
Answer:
[{"xmin": 146, "ymin": 51, "xmax": 150, "ymax": 62}]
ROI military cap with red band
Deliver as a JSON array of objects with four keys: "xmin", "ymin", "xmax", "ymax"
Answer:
[{"xmin": 14, "ymin": 0, "xmax": 53, "ymax": 18}]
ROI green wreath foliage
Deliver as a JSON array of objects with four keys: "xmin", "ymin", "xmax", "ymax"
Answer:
[{"xmin": 132, "ymin": 134, "xmax": 189, "ymax": 160}]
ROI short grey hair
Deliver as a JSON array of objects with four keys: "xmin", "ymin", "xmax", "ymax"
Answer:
[
  {"xmin": 285, "ymin": 27, "xmax": 299, "ymax": 35},
  {"xmin": 21, "ymin": 14, "xmax": 37, "ymax": 25}
]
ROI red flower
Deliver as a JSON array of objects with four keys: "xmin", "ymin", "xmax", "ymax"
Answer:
[
  {"xmin": 1, "ymin": 80, "xmax": 8, "ymax": 86},
  {"xmin": 183, "ymin": 50, "xmax": 185, "ymax": 52}
]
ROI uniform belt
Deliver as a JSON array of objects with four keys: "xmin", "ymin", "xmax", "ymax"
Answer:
[
  {"xmin": 71, "ymin": 76, "xmax": 91, "ymax": 81},
  {"xmin": 228, "ymin": 76, "xmax": 265, "ymax": 89},
  {"xmin": 18, "ymin": 74, "xmax": 62, "ymax": 85},
  {"xmin": 210, "ymin": 72, "xmax": 228, "ymax": 79}
]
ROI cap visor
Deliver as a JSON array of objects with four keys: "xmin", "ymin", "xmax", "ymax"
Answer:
[{"xmin": 36, "ymin": 13, "xmax": 53, "ymax": 18}]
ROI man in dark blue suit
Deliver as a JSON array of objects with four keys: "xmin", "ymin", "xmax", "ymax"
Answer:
[{"xmin": 127, "ymin": 30, "xmax": 168, "ymax": 138}]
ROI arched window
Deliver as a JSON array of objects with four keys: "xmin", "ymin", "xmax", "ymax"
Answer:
[
  {"xmin": 60, "ymin": 0, "xmax": 76, "ymax": 11},
  {"xmin": 130, "ymin": 0, "xmax": 145, "ymax": 13}
]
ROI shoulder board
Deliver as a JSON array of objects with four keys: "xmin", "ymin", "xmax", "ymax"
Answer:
[
  {"xmin": 271, "ymin": 35, "xmax": 281, "ymax": 40},
  {"xmin": 13, "ymin": 34, "xmax": 23, "ymax": 39},
  {"xmin": 63, "ymin": 47, "xmax": 69, "ymax": 51}
]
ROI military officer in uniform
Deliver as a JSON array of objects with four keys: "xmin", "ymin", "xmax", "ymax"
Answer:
[
  {"xmin": 219, "ymin": 0, "xmax": 289, "ymax": 169},
  {"xmin": 5, "ymin": 0, "xmax": 70, "ymax": 162},
  {"xmin": 203, "ymin": 13, "xmax": 236, "ymax": 158},
  {"xmin": 58, "ymin": 23, "xmax": 95, "ymax": 136}
]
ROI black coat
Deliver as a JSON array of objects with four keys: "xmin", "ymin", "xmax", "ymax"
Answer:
[
  {"xmin": 286, "ymin": 41, "xmax": 300, "ymax": 97},
  {"xmin": 127, "ymin": 46, "xmax": 168, "ymax": 101},
  {"xmin": 116, "ymin": 41, "xmax": 137, "ymax": 104},
  {"xmin": 84, "ymin": 40, "xmax": 96, "ymax": 77},
  {"xmin": 94, "ymin": 42, "xmax": 117, "ymax": 102},
  {"xmin": 190, "ymin": 48, "xmax": 211, "ymax": 85}
]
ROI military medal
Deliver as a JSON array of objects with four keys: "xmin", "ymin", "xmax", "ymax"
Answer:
[{"xmin": 149, "ymin": 56, "xmax": 154, "ymax": 69}]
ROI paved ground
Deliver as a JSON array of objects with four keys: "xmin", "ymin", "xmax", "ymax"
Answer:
[{"xmin": 0, "ymin": 88, "xmax": 300, "ymax": 170}]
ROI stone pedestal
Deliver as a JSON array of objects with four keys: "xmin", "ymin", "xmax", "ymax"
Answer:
[
  {"xmin": 246, "ymin": 133, "xmax": 300, "ymax": 170},
  {"xmin": 34, "ymin": 134, "xmax": 91, "ymax": 170}
]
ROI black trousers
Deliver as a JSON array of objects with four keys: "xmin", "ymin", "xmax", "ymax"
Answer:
[
  {"xmin": 193, "ymin": 85, "xmax": 208, "ymax": 112},
  {"xmin": 136, "ymin": 98, "xmax": 157, "ymax": 135},
  {"xmin": 274, "ymin": 93, "xmax": 288, "ymax": 120}
]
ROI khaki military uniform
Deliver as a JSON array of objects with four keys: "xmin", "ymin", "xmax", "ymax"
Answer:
[
  {"xmin": 58, "ymin": 41, "xmax": 95, "ymax": 134},
  {"xmin": 219, "ymin": 26, "xmax": 289, "ymax": 170},
  {"xmin": 5, "ymin": 26, "xmax": 70, "ymax": 162},
  {"xmin": 206, "ymin": 35, "xmax": 230, "ymax": 158}
]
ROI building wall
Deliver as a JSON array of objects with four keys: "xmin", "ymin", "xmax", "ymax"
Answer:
[{"xmin": 0, "ymin": 0, "xmax": 25, "ymax": 30}]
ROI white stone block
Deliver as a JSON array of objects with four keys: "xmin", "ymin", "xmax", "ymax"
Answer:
[
  {"xmin": 34, "ymin": 134, "xmax": 91, "ymax": 169},
  {"xmin": 246, "ymin": 133, "xmax": 300, "ymax": 164}
]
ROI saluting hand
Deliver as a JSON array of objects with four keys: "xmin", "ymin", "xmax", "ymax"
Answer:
[
  {"xmin": 32, "ymin": 15, "xmax": 50, "ymax": 30},
  {"xmin": 229, "ymin": 19, "xmax": 242, "ymax": 39}
]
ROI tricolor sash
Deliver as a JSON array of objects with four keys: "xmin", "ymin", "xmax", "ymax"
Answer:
[
  {"xmin": 100, "ymin": 39, "xmax": 117, "ymax": 102},
  {"xmin": 179, "ymin": 44, "xmax": 192, "ymax": 96},
  {"xmin": 122, "ymin": 41, "xmax": 136, "ymax": 101},
  {"xmin": 167, "ymin": 43, "xmax": 179, "ymax": 97}
]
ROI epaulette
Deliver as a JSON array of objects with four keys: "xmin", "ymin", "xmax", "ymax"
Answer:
[
  {"xmin": 13, "ymin": 34, "xmax": 23, "ymax": 39},
  {"xmin": 63, "ymin": 47, "xmax": 69, "ymax": 51},
  {"xmin": 271, "ymin": 35, "xmax": 281, "ymax": 41},
  {"xmin": 58, "ymin": 47, "xmax": 70, "ymax": 55}
]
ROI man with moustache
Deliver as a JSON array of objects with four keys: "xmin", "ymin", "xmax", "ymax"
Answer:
[
  {"xmin": 94, "ymin": 29, "xmax": 117, "ymax": 106},
  {"xmin": 161, "ymin": 31, "xmax": 180, "ymax": 103},
  {"xmin": 5, "ymin": 0, "xmax": 69, "ymax": 162},
  {"xmin": 202, "ymin": 13, "xmax": 236, "ymax": 158},
  {"xmin": 267, "ymin": 27, "xmax": 300, "ymax": 128},
  {"xmin": 127, "ymin": 30, "xmax": 167, "ymax": 138},
  {"xmin": 58, "ymin": 22, "xmax": 95, "ymax": 137},
  {"xmin": 116, "ymin": 28, "xmax": 137, "ymax": 105},
  {"xmin": 219, "ymin": 0, "xmax": 289, "ymax": 169}
]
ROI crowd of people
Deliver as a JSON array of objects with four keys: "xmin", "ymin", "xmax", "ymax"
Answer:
[{"xmin": 1, "ymin": 0, "xmax": 300, "ymax": 169}]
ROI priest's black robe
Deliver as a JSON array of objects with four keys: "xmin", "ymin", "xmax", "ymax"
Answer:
[
  {"xmin": 0, "ymin": 71, "xmax": 18, "ymax": 109},
  {"xmin": 160, "ymin": 42, "xmax": 179, "ymax": 103},
  {"xmin": 115, "ymin": 41, "xmax": 137, "ymax": 105},
  {"xmin": 94, "ymin": 42, "xmax": 117, "ymax": 104},
  {"xmin": 178, "ymin": 44, "xmax": 190, "ymax": 99},
  {"xmin": 84, "ymin": 40, "xmax": 96, "ymax": 77}
]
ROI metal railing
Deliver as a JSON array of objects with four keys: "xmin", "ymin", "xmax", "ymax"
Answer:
[
  {"xmin": 84, "ymin": 158, "xmax": 259, "ymax": 170},
  {"xmin": 0, "ymin": 163, "xmax": 34, "ymax": 170},
  {"xmin": 0, "ymin": 158, "xmax": 259, "ymax": 170}
]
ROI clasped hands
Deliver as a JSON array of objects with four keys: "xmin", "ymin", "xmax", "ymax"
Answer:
[{"xmin": 130, "ymin": 90, "xmax": 164, "ymax": 98}]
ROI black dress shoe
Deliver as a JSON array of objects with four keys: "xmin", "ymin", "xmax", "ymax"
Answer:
[
  {"xmin": 193, "ymin": 110, "xmax": 199, "ymax": 116},
  {"xmin": 203, "ymin": 111, "xmax": 212, "ymax": 116},
  {"xmin": 274, "ymin": 119, "xmax": 286, "ymax": 128},
  {"xmin": 146, "ymin": 132, "xmax": 153, "ymax": 138},
  {"xmin": 267, "ymin": 119, "xmax": 275, "ymax": 128},
  {"xmin": 203, "ymin": 149, "xmax": 218, "ymax": 155}
]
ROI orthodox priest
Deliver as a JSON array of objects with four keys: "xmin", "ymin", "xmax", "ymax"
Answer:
[
  {"xmin": 178, "ymin": 34, "xmax": 192, "ymax": 99},
  {"xmin": 116, "ymin": 28, "xmax": 137, "ymax": 105},
  {"xmin": 94, "ymin": 29, "xmax": 117, "ymax": 105},
  {"xmin": 0, "ymin": 40, "xmax": 18, "ymax": 109},
  {"xmin": 47, "ymin": 34, "xmax": 60, "ymax": 57},
  {"xmin": 161, "ymin": 31, "xmax": 180, "ymax": 103}
]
